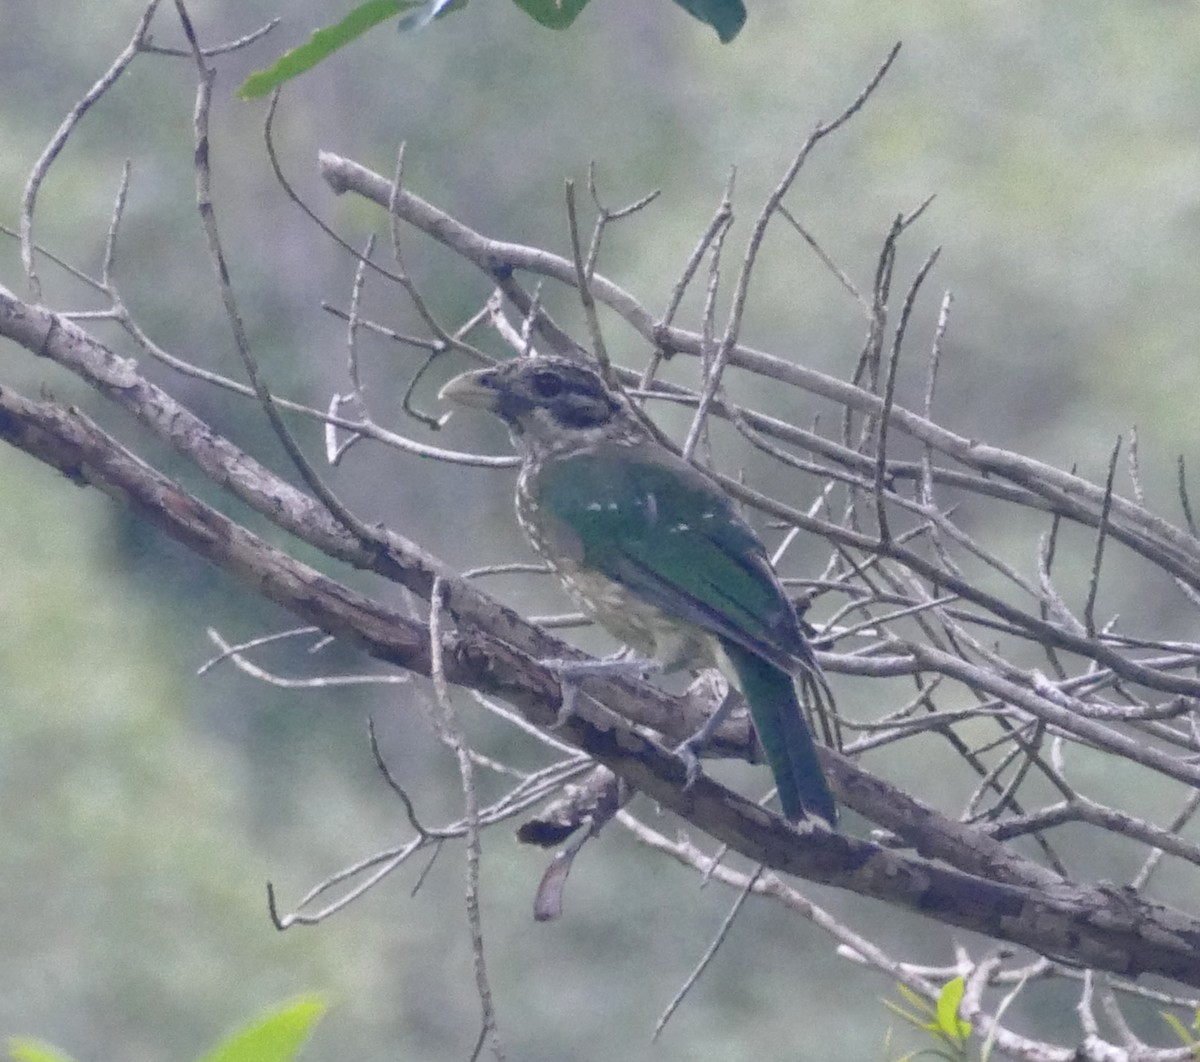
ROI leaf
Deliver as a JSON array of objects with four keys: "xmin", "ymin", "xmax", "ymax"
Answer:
[
  {"xmin": 935, "ymin": 977, "xmax": 972, "ymax": 1043},
  {"xmin": 198, "ymin": 995, "xmax": 326, "ymax": 1062},
  {"xmin": 509, "ymin": 0, "xmax": 591, "ymax": 31},
  {"xmin": 881, "ymin": 997, "xmax": 932, "ymax": 1030},
  {"xmin": 895, "ymin": 983, "xmax": 939, "ymax": 1019},
  {"xmin": 1161, "ymin": 1011, "xmax": 1200, "ymax": 1057},
  {"xmin": 7, "ymin": 1040, "xmax": 78, "ymax": 1062},
  {"xmin": 238, "ymin": 1, "xmax": 420, "ymax": 99},
  {"xmin": 669, "ymin": 0, "xmax": 746, "ymax": 42}
]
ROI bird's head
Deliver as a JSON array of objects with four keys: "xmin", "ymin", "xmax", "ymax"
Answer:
[{"xmin": 439, "ymin": 357, "xmax": 645, "ymax": 457}]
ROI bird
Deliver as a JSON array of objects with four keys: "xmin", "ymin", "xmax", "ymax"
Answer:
[{"xmin": 439, "ymin": 356, "xmax": 836, "ymax": 825}]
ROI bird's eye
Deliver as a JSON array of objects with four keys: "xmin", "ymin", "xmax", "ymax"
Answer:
[{"xmin": 530, "ymin": 371, "xmax": 564, "ymax": 398}]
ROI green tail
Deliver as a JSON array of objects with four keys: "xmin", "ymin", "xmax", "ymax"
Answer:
[{"xmin": 720, "ymin": 638, "xmax": 836, "ymax": 825}]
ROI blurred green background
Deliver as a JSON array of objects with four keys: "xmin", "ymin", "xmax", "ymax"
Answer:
[{"xmin": 3, "ymin": 1, "xmax": 1199, "ymax": 1059}]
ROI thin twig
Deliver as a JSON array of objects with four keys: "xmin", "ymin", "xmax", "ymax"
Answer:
[
  {"xmin": 653, "ymin": 866, "xmax": 763, "ymax": 1041},
  {"xmin": 429, "ymin": 578, "xmax": 505, "ymax": 1062},
  {"xmin": 177, "ymin": 7, "xmax": 385, "ymax": 557},
  {"xmin": 1084, "ymin": 438, "xmax": 1121, "ymax": 638},
  {"xmin": 21, "ymin": 0, "xmax": 161, "ymax": 299},
  {"xmin": 564, "ymin": 179, "xmax": 610, "ymax": 382},
  {"xmin": 140, "ymin": 16, "xmax": 278, "ymax": 56},
  {"xmin": 681, "ymin": 180, "xmax": 735, "ymax": 463},
  {"xmin": 873, "ymin": 245, "xmax": 941, "ymax": 543}
]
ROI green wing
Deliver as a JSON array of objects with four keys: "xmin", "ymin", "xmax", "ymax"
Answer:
[
  {"xmin": 533, "ymin": 443, "xmax": 814, "ymax": 673},
  {"xmin": 535, "ymin": 442, "xmax": 835, "ymax": 823}
]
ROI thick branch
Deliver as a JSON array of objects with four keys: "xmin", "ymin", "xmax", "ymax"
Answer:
[
  {"xmin": 2, "ymin": 383, "xmax": 1200, "ymax": 989},
  {"xmin": 0, "ymin": 287, "xmax": 1073, "ymax": 890}
]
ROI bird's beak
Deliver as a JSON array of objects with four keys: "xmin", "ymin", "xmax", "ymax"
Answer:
[{"xmin": 438, "ymin": 368, "xmax": 501, "ymax": 411}]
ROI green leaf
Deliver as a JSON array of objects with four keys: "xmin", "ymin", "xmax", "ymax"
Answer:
[
  {"xmin": 895, "ymin": 984, "xmax": 934, "ymax": 1015},
  {"xmin": 198, "ymin": 995, "xmax": 326, "ymax": 1062},
  {"xmin": 670, "ymin": 0, "xmax": 746, "ymax": 42},
  {"xmin": 935, "ymin": 977, "xmax": 972, "ymax": 1043},
  {"xmin": 509, "ymin": 0, "xmax": 591, "ymax": 30},
  {"xmin": 881, "ymin": 998, "xmax": 932, "ymax": 1030},
  {"xmin": 1162, "ymin": 1011, "xmax": 1200, "ymax": 1057},
  {"xmin": 238, "ymin": 1, "xmax": 420, "ymax": 98},
  {"xmin": 7, "ymin": 1040, "xmax": 78, "ymax": 1062},
  {"xmin": 894, "ymin": 983, "xmax": 939, "ymax": 1019}
]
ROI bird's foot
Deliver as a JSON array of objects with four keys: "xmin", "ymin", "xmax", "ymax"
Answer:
[
  {"xmin": 673, "ymin": 682, "xmax": 738, "ymax": 791},
  {"xmin": 540, "ymin": 652, "xmax": 662, "ymax": 728},
  {"xmin": 674, "ymin": 735, "xmax": 704, "ymax": 791}
]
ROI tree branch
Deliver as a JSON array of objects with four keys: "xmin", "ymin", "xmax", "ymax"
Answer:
[{"xmin": 2, "ymin": 379, "xmax": 1199, "ymax": 988}]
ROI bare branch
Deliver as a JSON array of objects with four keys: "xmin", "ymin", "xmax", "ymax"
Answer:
[{"xmin": 21, "ymin": 0, "xmax": 162, "ymax": 299}]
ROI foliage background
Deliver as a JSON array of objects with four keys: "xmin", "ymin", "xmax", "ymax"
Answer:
[{"xmin": 3, "ymin": 1, "xmax": 1199, "ymax": 1058}]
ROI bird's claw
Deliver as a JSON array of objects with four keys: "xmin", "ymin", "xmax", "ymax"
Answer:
[
  {"xmin": 539, "ymin": 654, "xmax": 661, "ymax": 728},
  {"xmin": 674, "ymin": 738, "xmax": 703, "ymax": 791},
  {"xmin": 538, "ymin": 658, "xmax": 580, "ymax": 728},
  {"xmin": 670, "ymin": 682, "xmax": 736, "ymax": 790}
]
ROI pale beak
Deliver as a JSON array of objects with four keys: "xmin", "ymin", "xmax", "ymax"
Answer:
[{"xmin": 438, "ymin": 368, "xmax": 501, "ymax": 411}]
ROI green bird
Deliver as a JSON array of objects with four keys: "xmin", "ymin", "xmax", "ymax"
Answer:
[{"xmin": 439, "ymin": 356, "xmax": 836, "ymax": 825}]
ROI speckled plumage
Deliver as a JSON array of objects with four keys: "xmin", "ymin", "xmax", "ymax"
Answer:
[
  {"xmin": 516, "ymin": 444, "xmax": 721, "ymax": 673},
  {"xmin": 440, "ymin": 357, "xmax": 836, "ymax": 824}
]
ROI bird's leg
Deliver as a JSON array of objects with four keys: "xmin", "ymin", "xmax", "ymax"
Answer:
[
  {"xmin": 540, "ymin": 649, "xmax": 663, "ymax": 727},
  {"xmin": 674, "ymin": 679, "xmax": 739, "ymax": 790}
]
